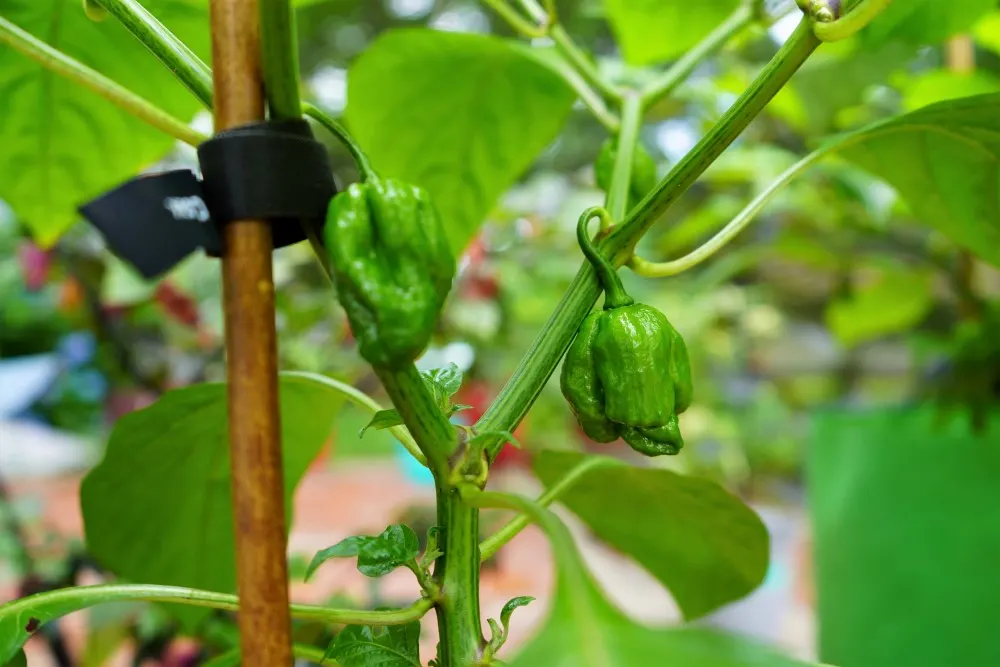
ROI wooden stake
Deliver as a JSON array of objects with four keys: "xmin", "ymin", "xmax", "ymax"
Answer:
[{"xmin": 209, "ymin": 0, "xmax": 293, "ymax": 664}]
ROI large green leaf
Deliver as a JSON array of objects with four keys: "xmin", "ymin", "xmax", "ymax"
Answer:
[
  {"xmin": 344, "ymin": 28, "xmax": 575, "ymax": 254},
  {"xmin": 899, "ymin": 69, "xmax": 1000, "ymax": 113},
  {"xmin": 602, "ymin": 0, "xmax": 741, "ymax": 66},
  {"xmin": 860, "ymin": 0, "xmax": 995, "ymax": 47},
  {"xmin": 825, "ymin": 264, "xmax": 933, "ymax": 348},
  {"xmin": 808, "ymin": 406, "xmax": 1000, "ymax": 667},
  {"xmin": 828, "ymin": 93, "xmax": 1000, "ymax": 266},
  {"xmin": 532, "ymin": 451, "xmax": 769, "ymax": 621},
  {"xmin": 80, "ymin": 374, "xmax": 341, "ymax": 627},
  {"xmin": 500, "ymin": 489, "xmax": 814, "ymax": 667},
  {"xmin": 325, "ymin": 623, "xmax": 421, "ymax": 667},
  {"xmin": 0, "ymin": 0, "xmax": 212, "ymax": 245}
]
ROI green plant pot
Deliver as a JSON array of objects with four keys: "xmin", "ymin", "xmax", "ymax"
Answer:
[{"xmin": 807, "ymin": 404, "xmax": 1000, "ymax": 667}]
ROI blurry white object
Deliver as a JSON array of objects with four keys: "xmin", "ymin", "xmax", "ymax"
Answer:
[
  {"xmin": 0, "ymin": 354, "xmax": 61, "ymax": 419},
  {"xmin": 0, "ymin": 419, "xmax": 96, "ymax": 478}
]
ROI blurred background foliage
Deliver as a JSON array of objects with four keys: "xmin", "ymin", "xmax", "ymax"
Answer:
[
  {"xmin": 3, "ymin": 0, "xmax": 999, "ymax": 494},
  {"xmin": 4, "ymin": 1, "xmax": 1000, "ymax": 664}
]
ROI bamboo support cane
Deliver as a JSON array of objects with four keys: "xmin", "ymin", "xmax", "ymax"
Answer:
[{"xmin": 209, "ymin": 0, "xmax": 294, "ymax": 663}]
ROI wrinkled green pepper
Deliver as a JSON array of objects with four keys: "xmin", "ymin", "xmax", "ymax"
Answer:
[
  {"xmin": 560, "ymin": 208, "xmax": 692, "ymax": 456},
  {"xmin": 594, "ymin": 138, "xmax": 659, "ymax": 211},
  {"xmin": 325, "ymin": 175, "xmax": 455, "ymax": 368}
]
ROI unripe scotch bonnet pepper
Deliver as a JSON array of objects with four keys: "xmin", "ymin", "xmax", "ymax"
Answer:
[
  {"xmin": 325, "ymin": 175, "xmax": 455, "ymax": 368},
  {"xmin": 560, "ymin": 208, "xmax": 692, "ymax": 456}
]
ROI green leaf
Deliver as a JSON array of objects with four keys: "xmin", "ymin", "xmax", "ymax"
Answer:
[
  {"xmin": 499, "ymin": 596, "xmax": 534, "ymax": 634},
  {"xmin": 345, "ymin": 28, "xmax": 575, "ymax": 253},
  {"xmin": 828, "ymin": 93, "xmax": 1000, "ymax": 266},
  {"xmin": 306, "ymin": 526, "xmax": 420, "ymax": 581},
  {"xmin": 860, "ymin": 0, "xmax": 995, "ymax": 47},
  {"xmin": 808, "ymin": 406, "xmax": 1000, "ymax": 666},
  {"xmin": 80, "ymin": 374, "xmax": 342, "ymax": 627},
  {"xmin": 325, "ymin": 623, "xmax": 421, "ymax": 667},
  {"xmin": 422, "ymin": 363, "xmax": 463, "ymax": 398},
  {"xmin": 899, "ymin": 69, "xmax": 1000, "ymax": 113},
  {"xmin": 360, "ymin": 409, "xmax": 404, "ymax": 437},
  {"xmin": 2, "ymin": 651, "xmax": 26, "ymax": 667},
  {"xmin": 305, "ymin": 536, "xmax": 371, "ymax": 580},
  {"xmin": 0, "ymin": 0, "xmax": 210, "ymax": 245},
  {"xmin": 469, "ymin": 429, "xmax": 521, "ymax": 453},
  {"xmin": 490, "ymin": 492, "xmax": 815, "ymax": 667},
  {"xmin": 421, "ymin": 363, "xmax": 464, "ymax": 413},
  {"xmin": 356, "ymin": 525, "xmax": 420, "ymax": 578},
  {"xmin": 825, "ymin": 265, "xmax": 933, "ymax": 348},
  {"xmin": 602, "ymin": 0, "xmax": 741, "ymax": 65},
  {"xmin": 973, "ymin": 11, "xmax": 1000, "ymax": 56},
  {"xmin": 532, "ymin": 451, "xmax": 768, "ymax": 621}
]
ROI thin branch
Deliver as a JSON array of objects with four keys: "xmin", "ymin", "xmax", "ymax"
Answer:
[
  {"xmin": 0, "ymin": 17, "xmax": 205, "ymax": 146},
  {"xmin": 605, "ymin": 93, "xmax": 643, "ymax": 223},
  {"xmin": 479, "ymin": 456, "xmax": 617, "ymax": 561},
  {"xmin": 628, "ymin": 148, "xmax": 827, "ymax": 277},
  {"xmin": 280, "ymin": 371, "xmax": 427, "ymax": 466},
  {"xmin": 258, "ymin": 0, "xmax": 303, "ymax": 119},
  {"xmin": 95, "ymin": 0, "xmax": 213, "ymax": 107},
  {"xmin": 640, "ymin": 3, "xmax": 754, "ymax": 108}
]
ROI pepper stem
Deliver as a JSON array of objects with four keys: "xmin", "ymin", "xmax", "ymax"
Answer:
[{"xmin": 577, "ymin": 207, "xmax": 634, "ymax": 310}]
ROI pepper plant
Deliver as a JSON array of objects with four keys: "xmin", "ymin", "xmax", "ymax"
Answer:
[{"xmin": 4, "ymin": 0, "xmax": 1000, "ymax": 665}]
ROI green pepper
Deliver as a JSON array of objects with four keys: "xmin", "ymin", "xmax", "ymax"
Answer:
[
  {"xmin": 325, "ymin": 174, "xmax": 455, "ymax": 368},
  {"xmin": 594, "ymin": 138, "xmax": 659, "ymax": 211},
  {"xmin": 560, "ymin": 208, "xmax": 692, "ymax": 456}
]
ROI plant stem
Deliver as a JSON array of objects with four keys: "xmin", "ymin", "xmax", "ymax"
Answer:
[
  {"xmin": 509, "ymin": 0, "xmax": 621, "ymax": 101},
  {"xmin": 479, "ymin": 456, "xmax": 617, "ymax": 561},
  {"xmin": 292, "ymin": 645, "xmax": 338, "ymax": 665},
  {"xmin": 0, "ymin": 584, "xmax": 433, "ymax": 636},
  {"xmin": 606, "ymin": 92, "xmax": 643, "ymax": 223},
  {"xmin": 281, "ymin": 371, "xmax": 426, "ymax": 465},
  {"xmin": 543, "ymin": 54, "xmax": 621, "ymax": 132},
  {"xmin": 375, "ymin": 365, "xmax": 456, "ymax": 486},
  {"xmin": 549, "ymin": 25, "xmax": 621, "ymax": 101},
  {"xmin": 0, "ymin": 17, "xmax": 205, "ymax": 146},
  {"xmin": 303, "ymin": 103, "xmax": 377, "ymax": 180},
  {"xmin": 640, "ymin": 3, "xmax": 754, "ymax": 108},
  {"xmin": 254, "ymin": 0, "xmax": 334, "ymax": 281},
  {"xmin": 812, "ymin": 0, "xmax": 894, "ymax": 42},
  {"xmin": 433, "ymin": 489, "xmax": 485, "ymax": 667},
  {"xmin": 629, "ymin": 147, "xmax": 827, "ymax": 276},
  {"xmin": 475, "ymin": 18, "xmax": 821, "ymax": 457},
  {"xmin": 94, "ymin": 0, "xmax": 213, "ymax": 107},
  {"xmin": 482, "ymin": 0, "xmax": 547, "ymax": 37},
  {"xmin": 578, "ymin": 209, "xmax": 632, "ymax": 309},
  {"xmin": 258, "ymin": 0, "xmax": 302, "ymax": 119}
]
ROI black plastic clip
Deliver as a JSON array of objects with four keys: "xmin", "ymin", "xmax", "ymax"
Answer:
[
  {"xmin": 197, "ymin": 118, "xmax": 335, "ymax": 252},
  {"xmin": 78, "ymin": 118, "xmax": 336, "ymax": 280}
]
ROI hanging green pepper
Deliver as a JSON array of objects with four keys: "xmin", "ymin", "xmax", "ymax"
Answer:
[
  {"xmin": 560, "ymin": 208, "xmax": 692, "ymax": 456},
  {"xmin": 594, "ymin": 138, "xmax": 659, "ymax": 211},
  {"xmin": 325, "ymin": 174, "xmax": 455, "ymax": 368}
]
